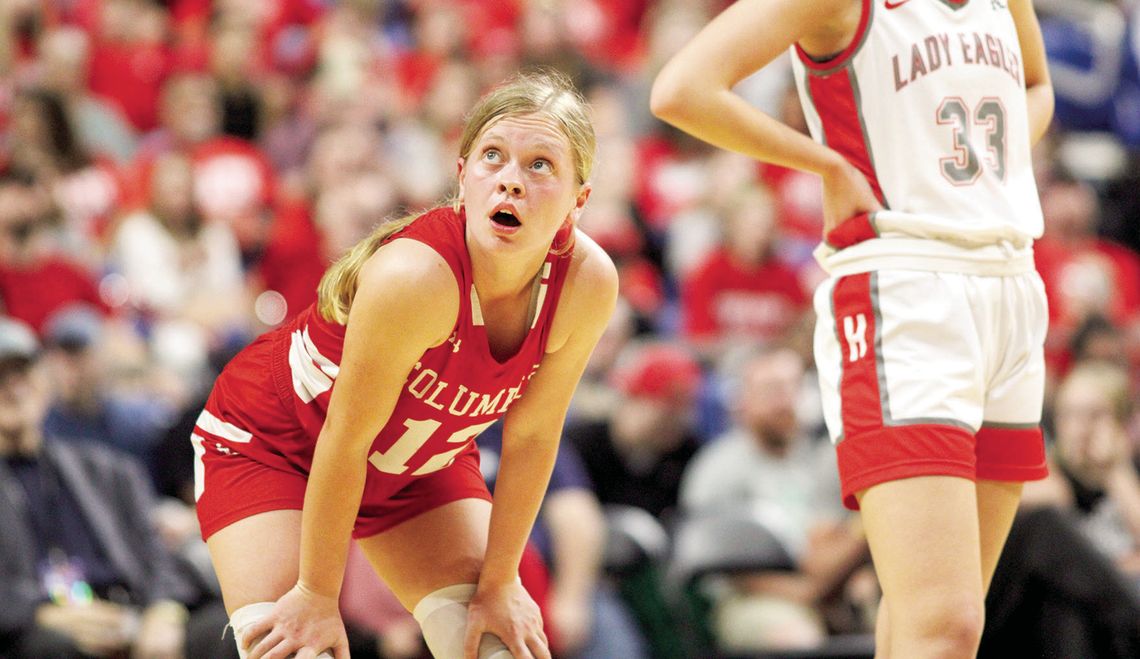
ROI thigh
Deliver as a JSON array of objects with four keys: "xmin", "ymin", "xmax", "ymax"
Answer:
[
  {"xmin": 975, "ymin": 479, "xmax": 1022, "ymax": 594},
  {"xmin": 356, "ymin": 497, "xmax": 492, "ymax": 612},
  {"xmin": 857, "ymin": 476, "xmax": 983, "ymax": 617},
  {"xmin": 206, "ymin": 509, "xmax": 302, "ymax": 615}
]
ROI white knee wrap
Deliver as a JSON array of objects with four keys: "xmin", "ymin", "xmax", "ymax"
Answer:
[
  {"xmin": 412, "ymin": 584, "xmax": 512, "ymax": 659},
  {"xmin": 229, "ymin": 602, "xmax": 334, "ymax": 659}
]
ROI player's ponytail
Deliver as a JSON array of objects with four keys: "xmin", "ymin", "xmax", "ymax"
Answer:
[{"xmin": 315, "ymin": 212, "xmax": 419, "ymax": 324}]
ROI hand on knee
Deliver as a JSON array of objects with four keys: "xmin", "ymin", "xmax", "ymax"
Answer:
[
  {"xmin": 413, "ymin": 585, "xmax": 512, "ymax": 659},
  {"xmin": 228, "ymin": 602, "xmax": 335, "ymax": 659}
]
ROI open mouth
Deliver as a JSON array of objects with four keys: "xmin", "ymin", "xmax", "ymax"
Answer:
[{"xmin": 491, "ymin": 209, "xmax": 521, "ymax": 228}]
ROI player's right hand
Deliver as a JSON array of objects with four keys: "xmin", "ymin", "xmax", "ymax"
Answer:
[
  {"xmin": 244, "ymin": 582, "xmax": 349, "ymax": 659},
  {"xmin": 820, "ymin": 156, "xmax": 882, "ymax": 239}
]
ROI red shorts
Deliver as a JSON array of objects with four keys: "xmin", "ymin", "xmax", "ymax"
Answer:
[
  {"xmin": 195, "ymin": 442, "xmax": 491, "ymax": 540},
  {"xmin": 814, "ymin": 270, "xmax": 1049, "ymax": 509},
  {"xmin": 193, "ymin": 331, "xmax": 492, "ymax": 541}
]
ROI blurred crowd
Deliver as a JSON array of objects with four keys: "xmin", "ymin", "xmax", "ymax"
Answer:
[{"xmin": 1, "ymin": 0, "xmax": 1140, "ymax": 658}]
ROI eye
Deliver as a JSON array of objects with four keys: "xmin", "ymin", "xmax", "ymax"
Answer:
[
  {"xmin": 482, "ymin": 148, "xmax": 502, "ymax": 162},
  {"xmin": 531, "ymin": 159, "xmax": 552, "ymax": 172}
]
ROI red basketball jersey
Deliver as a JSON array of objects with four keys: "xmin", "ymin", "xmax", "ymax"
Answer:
[{"xmin": 197, "ymin": 207, "xmax": 573, "ymax": 506}]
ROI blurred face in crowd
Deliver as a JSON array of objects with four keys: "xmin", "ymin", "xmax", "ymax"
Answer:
[
  {"xmin": 0, "ymin": 179, "xmax": 52, "ymax": 263},
  {"xmin": 0, "ymin": 359, "xmax": 51, "ymax": 455},
  {"xmin": 611, "ymin": 395, "xmax": 688, "ymax": 455},
  {"xmin": 724, "ymin": 185, "xmax": 777, "ymax": 266},
  {"xmin": 150, "ymin": 153, "xmax": 198, "ymax": 233},
  {"xmin": 1041, "ymin": 179, "xmax": 1097, "ymax": 244},
  {"xmin": 161, "ymin": 74, "xmax": 222, "ymax": 145},
  {"xmin": 1053, "ymin": 364, "xmax": 1132, "ymax": 486},
  {"xmin": 40, "ymin": 28, "xmax": 90, "ymax": 94},
  {"xmin": 737, "ymin": 348, "xmax": 804, "ymax": 455}
]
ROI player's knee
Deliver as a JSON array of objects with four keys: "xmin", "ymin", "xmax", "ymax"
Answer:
[
  {"xmin": 905, "ymin": 595, "xmax": 985, "ymax": 654},
  {"xmin": 413, "ymin": 584, "xmax": 512, "ymax": 659},
  {"xmin": 228, "ymin": 602, "xmax": 334, "ymax": 659}
]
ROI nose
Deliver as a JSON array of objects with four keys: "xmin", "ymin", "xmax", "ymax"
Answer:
[{"xmin": 498, "ymin": 165, "xmax": 525, "ymax": 197}]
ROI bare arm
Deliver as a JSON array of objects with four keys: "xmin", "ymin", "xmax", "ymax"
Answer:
[
  {"xmin": 544, "ymin": 488, "xmax": 607, "ymax": 652},
  {"xmin": 650, "ymin": 0, "xmax": 880, "ymax": 233},
  {"xmin": 465, "ymin": 235, "xmax": 619, "ymax": 657},
  {"xmin": 1010, "ymin": 0, "xmax": 1055, "ymax": 145},
  {"xmin": 652, "ymin": 0, "xmax": 854, "ymax": 176},
  {"xmin": 299, "ymin": 239, "xmax": 459, "ymax": 598}
]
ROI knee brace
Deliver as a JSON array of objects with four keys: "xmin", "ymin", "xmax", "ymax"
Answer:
[
  {"xmin": 412, "ymin": 584, "xmax": 512, "ymax": 659},
  {"xmin": 228, "ymin": 602, "xmax": 334, "ymax": 659}
]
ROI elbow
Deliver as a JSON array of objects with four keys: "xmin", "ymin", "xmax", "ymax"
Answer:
[{"xmin": 650, "ymin": 66, "xmax": 690, "ymax": 125}]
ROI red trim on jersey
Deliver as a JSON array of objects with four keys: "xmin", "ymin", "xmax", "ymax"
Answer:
[
  {"xmin": 807, "ymin": 69, "xmax": 885, "ymax": 204},
  {"xmin": 833, "ymin": 273, "xmax": 884, "ymax": 436},
  {"xmin": 795, "ymin": 0, "xmax": 872, "ymax": 71},
  {"xmin": 976, "ymin": 426, "xmax": 1048, "ymax": 482},
  {"xmin": 825, "ymin": 212, "xmax": 877, "ymax": 249},
  {"xmin": 837, "ymin": 424, "xmax": 976, "ymax": 510}
]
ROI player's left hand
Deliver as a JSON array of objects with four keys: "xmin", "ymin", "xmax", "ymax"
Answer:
[
  {"xmin": 464, "ymin": 580, "xmax": 550, "ymax": 659},
  {"xmin": 245, "ymin": 582, "xmax": 349, "ymax": 659}
]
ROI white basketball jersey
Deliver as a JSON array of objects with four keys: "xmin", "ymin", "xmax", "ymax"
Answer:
[{"xmin": 791, "ymin": 0, "xmax": 1043, "ymax": 276}]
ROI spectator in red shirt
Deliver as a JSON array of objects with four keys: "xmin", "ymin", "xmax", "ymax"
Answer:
[
  {"xmin": 0, "ymin": 169, "xmax": 108, "ymax": 334},
  {"xmin": 681, "ymin": 184, "xmax": 810, "ymax": 359},
  {"xmin": 86, "ymin": 0, "xmax": 172, "ymax": 132},
  {"xmin": 1034, "ymin": 174, "xmax": 1140, "ymax": 373}
]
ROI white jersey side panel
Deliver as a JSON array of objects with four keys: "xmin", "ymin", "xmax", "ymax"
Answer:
[{"xmin": 791, "ymin": 0, "xmax": 1044, "ymax": 275}]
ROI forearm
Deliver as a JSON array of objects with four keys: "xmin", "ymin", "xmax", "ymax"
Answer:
[
  {"xmin": 545, "ymin": 491, "xmax": 606, "ymax": 602},
  {"xmin": 653, "ymin": 87, "xmax": 844, "ymax": 178},
  {"xmin": 480, "ymin": 436, "xmax": 560, "ymax": 588},
  {"xmin": 1026, "ymin": 83, "xmax": 1054, "ymax": 147},
  {"xmin": 1106, "ymin": 467, "xmax": 1140, "ymax": 547},
  {"xmin": 298, "ymin": 436, "xmax": 369, "ymax": 597},
  {"xmin": 800, "ymin": 522, "xmax": 870, "ymax": 601}
]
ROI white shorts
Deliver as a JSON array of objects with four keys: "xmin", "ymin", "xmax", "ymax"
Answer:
[{"xmin": 814, "ymin": 269, "xmax": 1050, "ymax": 509}]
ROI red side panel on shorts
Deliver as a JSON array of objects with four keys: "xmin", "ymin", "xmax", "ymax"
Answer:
[
  {"xmin": 976, "ymin": 426, "xmax": 1048, "ymax": 482},
  {"xmin": 837, "ymin": 424, "xmax": 976, "ymax": 510},
  {"xmin": 832, "ymin": 273, "xmax": 884, "ymax": 436}
]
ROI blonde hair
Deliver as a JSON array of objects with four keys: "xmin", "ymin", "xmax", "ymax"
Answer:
[{"xmin": 316, "ymin": 70, "xmax": 596, "ymax": 324}]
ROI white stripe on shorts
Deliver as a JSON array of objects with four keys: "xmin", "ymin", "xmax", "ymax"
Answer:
[{"xmin": 195, "ymin": 409, "xmax": 253, "ymax": 443}]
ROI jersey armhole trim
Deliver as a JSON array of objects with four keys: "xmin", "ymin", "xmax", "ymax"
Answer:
[{"xmin": 795, "ymin": 0, "xmax": 874, "ymax": 75}]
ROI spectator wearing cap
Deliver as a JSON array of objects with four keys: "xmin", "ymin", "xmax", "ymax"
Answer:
[
  {"xmin": 0, "ymin": 317, "xmax": 231, "ymax": 659},
  {"xmin": 565, "ymin": 340, "xmax": 705, "ymax": 521},
  {"xmin": 40, "ymin": 305, "xmax": 175, "ymax": 486}
]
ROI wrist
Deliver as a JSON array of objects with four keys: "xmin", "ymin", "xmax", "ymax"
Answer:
[
  {"xmin": 1106, "ymin": 465, "xmax": 1140, "ymax": 494},
  {"xmin": 296, "ymin": 579, "xmax": 341, "ymax": 601},
  {"xmin": 143, "ymin": 600, "xmax": 189, "ymax": 625}
]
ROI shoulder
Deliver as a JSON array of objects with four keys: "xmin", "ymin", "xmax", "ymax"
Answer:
[
  {"xmin": 363, "ymin": 237, "xmax": 459, "ymax": 300},
  {"xmin": 351, "ymin": 236, "xmax": 460, "ymax": 345},
  {"xmin": 564, "ymin": 230, "xmax": 619, "ymax": 311}
]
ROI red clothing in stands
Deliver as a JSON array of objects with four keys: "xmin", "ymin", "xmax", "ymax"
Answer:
[
  {"xmin": 0, "ymin": 258, "xmax": 107, "ymax": 333},
  {"xmin": 681, "ymin": 248, "xmax": 809, "ymax": 344}
]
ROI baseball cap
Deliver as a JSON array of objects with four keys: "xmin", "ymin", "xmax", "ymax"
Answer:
[
  {"xmin": 43, "ymin": 305, "xmax": 104, "ymax": 352},
  {"xmin": 610, "ymin": 342, "xmax": 703, "ymax": 403},
  {"xmin": 0, "ymin": 318, "xmax": 41, "ymax": 366}
]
